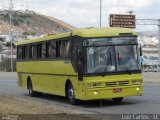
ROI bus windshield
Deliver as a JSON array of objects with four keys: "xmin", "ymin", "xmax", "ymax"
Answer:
[{"xmin": 85, "ymin": 37, "xmax": 140, "ymax": 74}]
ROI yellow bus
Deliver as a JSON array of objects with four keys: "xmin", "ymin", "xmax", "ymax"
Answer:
[{"xmin": 17, "ymin": 27, "xmax": 143, "ymax": 104}]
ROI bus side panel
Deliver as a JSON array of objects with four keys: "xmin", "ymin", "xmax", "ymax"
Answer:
[
  {"xmin": 31, "ymin": 74, "xmax": 79, "ymax": 97},
  {"xmin": 32, "ymin": 74, "xmax": 66, "ymax": 96},
  {"xmin": 17, "ymin": 61, "xmax": 79, "ymax": 97},
  {"xmin": 17, "ymin": 72, "xmax": 33, "ymax": 90},
  {"xmin": 75, "ymin": 81, "xmax": 86, "ymax": 100}
]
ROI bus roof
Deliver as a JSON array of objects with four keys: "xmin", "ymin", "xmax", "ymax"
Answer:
[
  {"xmin": 17, "ymin": 27, "xmax": 136, "ymax": 45},
  {"xmin": 72, "ymin": 27, "xmax": 136, "ymax": 37}
]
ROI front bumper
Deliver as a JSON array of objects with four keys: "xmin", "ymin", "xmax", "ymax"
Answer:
[{"xmin": 84, "ymin": 85, "xmax": 143, "ymax": 100}]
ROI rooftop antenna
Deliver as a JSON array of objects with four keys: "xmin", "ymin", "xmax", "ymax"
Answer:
[{"xmin": 126, "ymin": 10, "xmax": 135, "ymax": 15}]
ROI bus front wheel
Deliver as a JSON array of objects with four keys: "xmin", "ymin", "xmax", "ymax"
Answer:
[{"xmin": 67, "ymin": 83, "xmax": 78, "ymax": 105}]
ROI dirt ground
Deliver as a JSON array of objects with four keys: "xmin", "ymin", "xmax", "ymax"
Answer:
[
  {"xmin": 0, "ymin": 95, "xmax": 94, "ymax": 120},
  {"xmin": 0, "ymin": 94, "xmax": 66, "ymax": 114}
]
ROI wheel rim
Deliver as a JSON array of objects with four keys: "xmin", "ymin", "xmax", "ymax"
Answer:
[
  {"xmin": 68, "ymin": 84, "xmax": 75, "ymax": 100},
  {"xmin": 28, "ymin": 82, "xmax": 32, "ymax": 94}
]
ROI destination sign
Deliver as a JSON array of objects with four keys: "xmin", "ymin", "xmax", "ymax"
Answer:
[{"xmin": 109, "ymin": 14, "xmax": 136, "ymax": 29}]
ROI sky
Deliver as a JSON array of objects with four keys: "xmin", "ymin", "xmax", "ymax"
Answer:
[{"xmin": 0, "ymin": 0, "xmax": 160, "ymax": 32}]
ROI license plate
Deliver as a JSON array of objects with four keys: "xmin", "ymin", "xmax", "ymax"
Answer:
[{"xmin": 113, "ymin": 88, "xmax": 122, "ymax": 93}]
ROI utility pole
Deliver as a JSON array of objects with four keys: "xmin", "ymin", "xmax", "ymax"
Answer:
[
  {"xmin": 158, "ymin": 19, "xmax": 160, "ymax": 66},
  {"xmin": 9, "ymin": 0, "xmax": 13, "ymax": 72},
  {"xmin": 26, "ymin": 0, "xmax": 28, "ymax": 11},
  {"xmin": 100, "ymin": 0, "xmax": 102, "ymax": 27}
]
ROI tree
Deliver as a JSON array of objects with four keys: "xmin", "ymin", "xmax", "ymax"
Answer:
[
  {"xmin": 22, "ymin": 31, "xmax": 36, "ymax": 39},
  {"xmin": 0, "ymin": 58, "xmax": 16, "ymax": 72},
  {"xmin": 0, "ymin": 45, "xmax": 2, "ymax": 52},
  {"xmin": 0, "ymin": 41, "xmax": 3, "ymax": 52},
  {"xmin": 22, "ymin": 32, "xmax": 30, "ymax": 39},
  {"xmin": 30, "ymin": 31, "xmax": 36, "ymax": 36}
]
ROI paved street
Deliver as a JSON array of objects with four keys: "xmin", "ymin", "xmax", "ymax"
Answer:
[{"xmin": 0, "ymin": 72, "xmax": 160, "ymax": 114}]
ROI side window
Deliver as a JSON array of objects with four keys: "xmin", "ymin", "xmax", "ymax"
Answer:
[
  {"xmin": 41, "ymin": 43, "xmax": 46, "ymax": 58},
  {"xmin": 70, "ymin": 37, "xmax": 82, "ymax": 72},
  {"xmin": 29, "ymin": 45, "xmax": 33, "ymax": 58},
  {"xmin": 22, "ymin": 46, "xmax": 25, "ymax": 59},
  {"xmin": 25, "ymin": 45, "xmax": 29, "ymax": 59},
  {"xmin": 37, "ymin": 43, "xmax": 42, "ymax": 58},
  {"xmin": 46, "ymin": 42, "xmax": 51, "ymax": 58},
  {"xmin": 60, "ymin": 40, "xmax": 70, "ymax": 58},
  {"xmin": 33, "ymin": 44, "xmax": 37, "ymax": 59},
  {"xmin": 47, "ymin": 41, "xmax": 57, "ymax": 58},
  {"xmin": 17, "ymin": 46, "xmax": 22, "ymax": 60}
]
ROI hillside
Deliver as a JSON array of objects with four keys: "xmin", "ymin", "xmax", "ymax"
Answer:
[{"xmin": 0, "ymin": 10, "xmax": 76, "ymax": 37}]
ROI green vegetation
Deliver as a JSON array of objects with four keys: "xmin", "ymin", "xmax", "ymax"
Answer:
[
  {"xmin": 22, "ymin": 31, "xmax": 36, "ymax": 39},
  {"xmin": 0, "ymin": 10, "xmax": 32, "ymax": 26},
  {"xmin": 0, "ymin": 10, "xmax": 74, "ymax": 40},
  {"xmin": 0, "ymin": 58, "xmax": 16, "ymax": 72}
]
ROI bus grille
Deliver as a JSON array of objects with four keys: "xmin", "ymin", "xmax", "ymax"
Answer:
[{"xmin": 105, "ymin": 81, "xmax": 129, "ymax": 87}]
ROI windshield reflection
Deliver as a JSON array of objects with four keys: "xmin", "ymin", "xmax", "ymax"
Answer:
[
  {"xmin": 87, "ymin": 46, "xmax": 115, "ymax": 73},
  {"xmin": 115, "ymin": 45, "xmax": 140, "ymax": 71}
]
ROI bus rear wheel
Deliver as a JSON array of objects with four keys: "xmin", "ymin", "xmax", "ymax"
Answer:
[
  {"xmin": 112, "ymin": 97, "xmax": 123, "ymax": 103},
  {"xmin": 67, "ymin": 83, "xmax": 79, "ymax": 105},
  {"xmin": 28, "ymin": 80, "xmax": 40, "ymax": 97}
]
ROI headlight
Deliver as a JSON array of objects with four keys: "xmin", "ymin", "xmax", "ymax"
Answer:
[
  {"xmin": 132, "ymin": 80, "xmax": 142, "ymax": 85},
  {"xmin": 88, "ymin": 82, "xmax": 104, "ymax": 88}
]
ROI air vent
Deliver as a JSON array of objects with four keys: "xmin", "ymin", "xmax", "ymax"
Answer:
[{"xmin": 106, "ymin": 81, "xmax": 129, "ymax": 87}]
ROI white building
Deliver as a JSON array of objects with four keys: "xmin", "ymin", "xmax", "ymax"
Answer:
[
  {"xmin": 139, "ymin": 36, "xmax": 159, "ymax": 46},
  {"xmin": 142, "ymin": 47, "xmax": 159, "ymax": 68}
]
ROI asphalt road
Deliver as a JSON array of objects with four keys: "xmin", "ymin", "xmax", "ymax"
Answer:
[{"xmin": 0, "ymin": 72, "xmax": 160, "ymax": 115}]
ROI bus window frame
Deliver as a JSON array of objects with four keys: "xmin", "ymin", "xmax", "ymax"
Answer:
[
  {"xmin": 37, "ymin": 43, "xmax": 42, "ymax": 59},
  {"xmin": 22, "ymin": 46, "xmax": 26, "ymax": 59},
  {"xmin": 16, "ymin": 37, "xmax": 71, "ymax": 61},
  {"xmin": 17, "ymin": 46, "xmax": 22, "ymax": 60},
  {"xmin": 59, "ymin": 39, "xmax": 70, "ymax": 59},
  {"xmin": 25, "ymin": 45, "xmax": 29, "ymax": 59},
  {"xmin": 41, "ymin": 42, "xmax": 47, "ymax": 59},
  {"xmin": 81, "ymin": 36, "xmax": 141, "ymax": 77}
]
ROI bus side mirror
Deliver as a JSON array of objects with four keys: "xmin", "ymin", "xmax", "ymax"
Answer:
[
  {"xmin": 77, "ymin": 48, "xmax": 83, "ymax": 81},
  {"xmin": 139, "ymin": 46, "xmax": 143, "ymax": 68},
  {"xmin": 139, "ymin": 46, "xmax": 142, "ymax": 56}
]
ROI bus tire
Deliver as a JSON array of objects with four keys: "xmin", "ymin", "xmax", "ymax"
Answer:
[
  {"xmin": 112, "ymin": 97, "xmax": 123, "ymax": 103},
  {"xmin": 28, "ymin": 79, "xmax": 39, "ymax": 97},
  {"xmin": 67, "ymin": 83, "xmax": 79, "ymax": 105}
]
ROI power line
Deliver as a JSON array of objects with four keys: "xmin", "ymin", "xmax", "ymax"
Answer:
[{"xmin": 9, "ymin": 0, "xmax": 13, "ymax": 72}]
